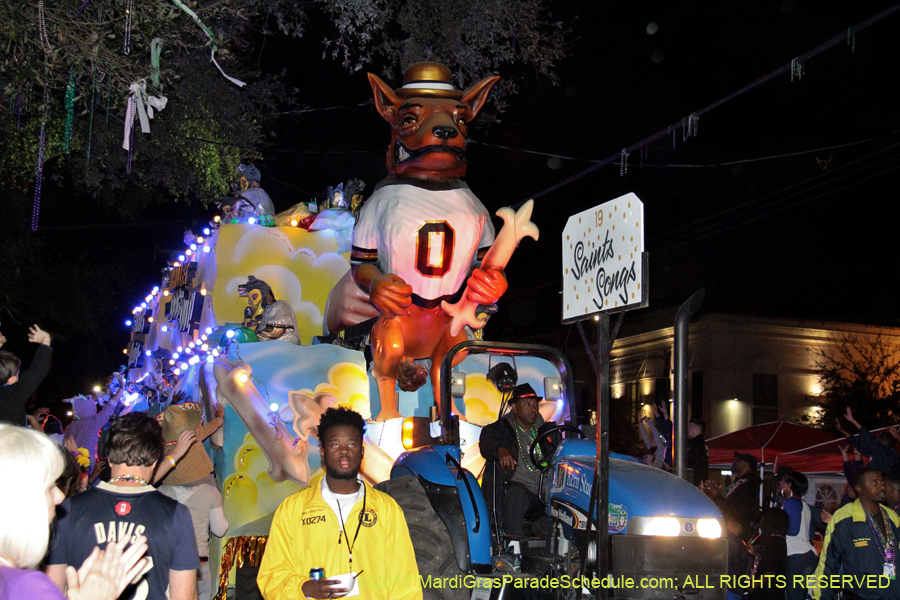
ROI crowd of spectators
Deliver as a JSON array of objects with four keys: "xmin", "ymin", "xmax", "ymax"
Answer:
[
  {"xmin": 0, "ymin": 324, "xmax": 227, "ymax": 600},
  {"xmin": 8, "ymin": 315, "xmax": 900, "ymax": 600},
  {"xmin": 690, "ymin": 406, "xmax": 900, "ymax": 600}
]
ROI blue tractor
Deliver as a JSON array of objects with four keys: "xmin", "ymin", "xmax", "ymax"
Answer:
[{"xmin": 374, "ymin": 341, "xmax": 728, "ymax": 600}]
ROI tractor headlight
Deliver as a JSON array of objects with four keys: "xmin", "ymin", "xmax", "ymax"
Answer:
[
  {"xmin": 402, "ymin": 418, "xmax": 415, "ymax": 450},
  {"xmin": 400, "ymin": 417, "xmax": 441, "ymax": 450},
  {"xmin": 697, "ymin": 518, "xmax": 722, "ymax": 539},
  {"xmin": 646, "ymin": 517, "xmax": 680, "ymax": 537}
]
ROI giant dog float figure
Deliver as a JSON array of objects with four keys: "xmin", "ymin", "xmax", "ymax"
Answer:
[{"xmin": 334, "ymin": 62, "xmax": 539, "ymax": 421}]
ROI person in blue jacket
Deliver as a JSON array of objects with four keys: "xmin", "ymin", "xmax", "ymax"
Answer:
[
  {"xmin": 836, "ymin": 407, "xmax": 900, "ymax": 476},
  {"xmin": 779, "ymin": 470, "xmax": 831, "ymax": 600}
]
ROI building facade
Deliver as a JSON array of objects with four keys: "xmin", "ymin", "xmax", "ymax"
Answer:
[{"xmin": 609, "ymin": 313, "xmax": 900, "ymax": 438}]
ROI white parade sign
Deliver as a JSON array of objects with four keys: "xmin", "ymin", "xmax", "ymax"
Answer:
[{"xmin": 562, "ymin": 193, "xmax": 647, "ymax": 323}]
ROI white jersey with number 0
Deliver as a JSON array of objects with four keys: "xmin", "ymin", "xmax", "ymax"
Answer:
[{"xmin": 352, "ymin": 180, "xmax": 494, "ymax": 306}]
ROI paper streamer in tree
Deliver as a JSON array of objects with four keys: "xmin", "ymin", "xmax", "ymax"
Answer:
[{"xmin": 169, "ymin": 0, "xmax": 246, "ymax": 88}]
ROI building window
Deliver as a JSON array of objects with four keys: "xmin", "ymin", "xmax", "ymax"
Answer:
[
  {"xmin": 691, "ymin": 371, "xmax": 703, "ymax": 420},
  {"xmin": 753, "ymin": 373, "xmax": 778, "ymax": 424}
]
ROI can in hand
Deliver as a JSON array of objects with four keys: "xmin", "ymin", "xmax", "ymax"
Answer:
[{"xmin": 310, "ymin": 568, "xmax": 325, "ymax": 581}]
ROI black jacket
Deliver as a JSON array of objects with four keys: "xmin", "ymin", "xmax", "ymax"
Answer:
[
  {"xmin": 479, "ymin": 413, "xmax": 558, "ymax": 537},
  {"xmin": 713, "ymin": 471, "xmax": 762, "ymax": 536},
  {"xmin": 0, "ymin": 344, "xmax": 52, "ymax": 426},
  {"xmin": 814, "ymin": 500, "xmax": 900, "ymax": 600},
  {"xmin": 686, "ymin": 435, "xmax": 709, "ymax": 485}
]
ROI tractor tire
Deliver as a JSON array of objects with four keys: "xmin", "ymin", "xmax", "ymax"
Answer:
[{"xmin": 375, "ymin": 476, "xmax": 468, "ymax": 600}]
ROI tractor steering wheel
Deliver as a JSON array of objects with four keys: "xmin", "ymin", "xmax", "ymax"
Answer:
[{"xmin": 528, "ymin": 424, "xmax": 584, "ymax": 470}]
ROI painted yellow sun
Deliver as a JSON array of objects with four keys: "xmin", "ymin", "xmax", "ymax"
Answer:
[
  {"xmin": 294, "ymin": 362, "xmax": 371, "ymax": 419},
  {"xmin": 463, "ymin": 375, "xmax": 505, "ymax": 426}
]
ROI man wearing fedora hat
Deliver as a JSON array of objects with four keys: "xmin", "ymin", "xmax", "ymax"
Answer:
[{"xmin": 479, "ymin": 383, "xmax": 559, "ymax": 546}]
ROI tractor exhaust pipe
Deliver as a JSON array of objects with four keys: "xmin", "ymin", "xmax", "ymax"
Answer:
[{"xmin": 673, "ymin": 288, "xmax": 704, "ymax": 481}]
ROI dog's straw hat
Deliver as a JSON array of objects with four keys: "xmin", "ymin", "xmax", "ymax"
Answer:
[
  {"xmin": 156, "ymin": 401, "xmax": 203, "ymax": 444},
  {"xmin": 395, "ymin": 62, "xmax": 463, "ymax": 100}
]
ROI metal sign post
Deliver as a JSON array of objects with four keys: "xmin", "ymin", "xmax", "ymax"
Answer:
[
  {"xmin": 563, "ymin": 194, "xmax": 648, "ymax": 600},
  {"xmin": 595, "ymin": 315, "xmax": 610, "ymax": 600}
]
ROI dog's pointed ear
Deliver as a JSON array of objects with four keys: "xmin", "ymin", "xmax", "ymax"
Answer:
[
  {"xmin": 461, "ymin": 75, "xmax": 500, "ymax": 119},
  {"xmin": 368, "ymin": 73, "xmax": 402, "ymax": 125}
]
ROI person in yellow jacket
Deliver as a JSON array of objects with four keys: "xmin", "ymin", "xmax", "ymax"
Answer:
[
  {"xmin": 811, "ymin": 468, "xmax": 900, "ymax": 600},
  {"xmin": 258, "ymin": 407, "xmax": 421, "ymax": 600}
]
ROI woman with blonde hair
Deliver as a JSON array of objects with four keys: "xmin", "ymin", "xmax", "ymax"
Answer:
[{"xmin": 0, "ymin": 424, "xmax": 148, "ymax": 599}]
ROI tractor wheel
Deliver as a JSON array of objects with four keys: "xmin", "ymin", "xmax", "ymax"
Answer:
[{"xmin": 375, "ymin": 476, "xmax": 468, "ymax": 600}]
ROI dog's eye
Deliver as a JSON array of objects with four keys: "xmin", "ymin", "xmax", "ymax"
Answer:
[
  {"xmin": 402, "ymin": 115, "xmax": 417, "ymax": 125},
  {"xmin": 456, "ymin": 116, "xmax": 467, "ymax": 126}
]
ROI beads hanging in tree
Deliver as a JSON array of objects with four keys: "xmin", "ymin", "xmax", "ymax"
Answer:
[
  {"xmin": 38, "ymin": 0, "xmax": 53, "ymax": 55},
  {"xmin": 126, "ymin": 111, "xmax": 135, "ymax": 174},
  {"xmin": 123, "ymin": 0, "xmax": 134, "ymax": 54},
  {"xmin": 64, "ymin": 66, "xmax": 76, "ymax": 154},
  {"xmin": 87, "ymin": 65, "xmax": 97, "ymax": 162},
  {"xmin": 33, "ymin": 121, "xmax": 47, "ymax": 231},
  {"xmin": 69, "ymin": 0, "xmax": 91, "ymax": 18},
  {"xmin": 14, "ymin": 92, "xmax": 23, "ymax": 129},
  {"xmin": 103, "ymin": 63, "xmax": 111, "ymax": 124}
]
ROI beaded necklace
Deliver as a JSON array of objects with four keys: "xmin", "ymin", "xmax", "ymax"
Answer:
[
  {"xmin": 864, "ymin": 505, "xmax": 895, "ymax": 563},
  {"xmin": 750, "ymin": 534, "xmax": 786, "ymax": 576},
  {"xmin": 123, "ymin": 0, "xmax": 134, "ymax": 54},
  {"xmin": 37, "ymin": 0, "xmax": 53, "ymax": 56},
  {"xmin": 110, "ymin": 474, "xmax": 149, "ymax": 486},
  {"xmin": 724, "ymin": 476, "xmax": 752, "ymax": 499},
  {"xmin": 515, "ymin": 424, "xmax": 540, "ymax": 472}
]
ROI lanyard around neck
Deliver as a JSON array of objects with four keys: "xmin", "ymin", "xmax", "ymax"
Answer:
[
  {"xmin": 865, "ymin": 505, "xmax": 895, "ymax": 562},
  {"xmin": 334, "ymin": 483, "xmax": 366, "ymax": 571}
]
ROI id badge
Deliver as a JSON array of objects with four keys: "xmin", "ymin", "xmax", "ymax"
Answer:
[{"xmin": 883, "ymin": 562, "xmax": 896, "ymax": 580}]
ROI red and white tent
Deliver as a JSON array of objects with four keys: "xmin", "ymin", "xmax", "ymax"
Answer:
[
  {"xmin": 707, "ymin": 421, "xmax": 840, "ymax": 467},
  {"xmin": 774, "ymin": 426, "xmax": 894, "ymax": 474}
]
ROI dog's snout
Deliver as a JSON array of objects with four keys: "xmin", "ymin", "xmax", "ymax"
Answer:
[{"xmin": 432, "ymin": 126, "xmax": 458, "ymax": 140}]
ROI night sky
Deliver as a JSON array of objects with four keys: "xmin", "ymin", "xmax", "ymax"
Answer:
[{"xmin": 9, "ymin": 1, "xmax": 900, "ymax": 406}]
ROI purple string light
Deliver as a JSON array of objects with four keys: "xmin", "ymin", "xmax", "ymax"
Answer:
[{"xmin": 32, "ymin": 123, "xmax": 46, "ymax": 231}]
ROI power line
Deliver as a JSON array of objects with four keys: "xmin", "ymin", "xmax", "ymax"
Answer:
[
  {"xmin": 40, "ymin": 220, "xmax": 188, "ymax": 231},
  {"xmin": 654, "ymin": 159, "xmax": 900, "ymax": 252},
  {"xmin": 501, "ymin": 149, "xmax": 900, "ymax": 291},
  {"xmin": 472, "ymin": 128, "xmax": 900, "ymax": 169},
  {"xmin": 516, "ymin": 2, "xmax": 900, "ymax": 207},
  {"xmin": 256, "ymin": 167, "xmax": 318, "ymax": 196},
  {"xmin": 652, "ymin": 140, "xmax": 900, "ymax": 245}
]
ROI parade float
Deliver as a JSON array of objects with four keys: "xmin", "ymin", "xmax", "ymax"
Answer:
[{"xmin": 121, "ymin": 62, "xmax": 561, "ymax": 597}]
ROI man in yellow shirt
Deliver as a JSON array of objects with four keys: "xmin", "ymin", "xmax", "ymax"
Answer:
[{"xmin": 258, "ymin": 407, "xmax": 421, "ymax": 600}]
